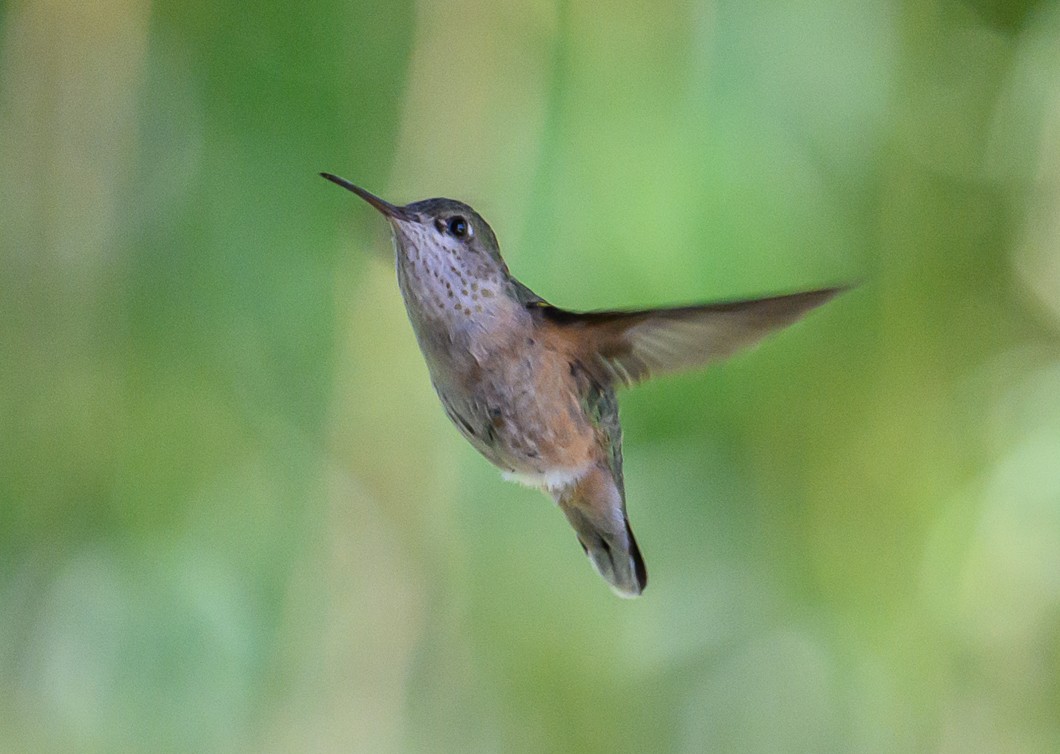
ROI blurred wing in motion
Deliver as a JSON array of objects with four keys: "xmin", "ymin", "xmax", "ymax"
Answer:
[{"xmin": 544, "ymin": 287, "xmax": 845, "ymax": 387}]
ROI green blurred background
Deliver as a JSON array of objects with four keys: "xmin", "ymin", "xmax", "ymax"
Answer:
[{"xmin": 3, "ymin": 0, "xmax": 1060, "ymax": 751}]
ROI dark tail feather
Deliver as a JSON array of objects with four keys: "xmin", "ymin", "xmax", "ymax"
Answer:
[{"xmin": 561, "ymin": 501, "xmax": 647, "ymax": 598}]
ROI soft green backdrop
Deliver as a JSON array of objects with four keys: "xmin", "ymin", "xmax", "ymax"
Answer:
[{"xmin": 3, "ymin": 0, "xmax": 1059, "ymax": 751}]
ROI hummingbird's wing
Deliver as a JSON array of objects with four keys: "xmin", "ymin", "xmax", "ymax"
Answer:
[{"xmin": 541, "ymin": 287, "xmax": 844, "ymax": 388}]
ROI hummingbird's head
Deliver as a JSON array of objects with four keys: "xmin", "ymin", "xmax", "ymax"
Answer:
[{"xmin": 321, "ymin": 173, "xmax": 506, "ymax": 274}]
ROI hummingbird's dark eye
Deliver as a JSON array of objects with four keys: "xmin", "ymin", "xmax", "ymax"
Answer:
[{"xmin": 447, "ymin": 216, "xmax": 469, "ymax": 239}]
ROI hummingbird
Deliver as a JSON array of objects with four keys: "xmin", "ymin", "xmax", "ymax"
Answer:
[{"xmin": 322, "ymin": 172, "xmax": 842, "ymax": 598}]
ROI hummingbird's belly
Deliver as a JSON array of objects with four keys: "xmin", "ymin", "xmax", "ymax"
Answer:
[{"xmin": 430, "ymin": 348, "xmax": 597, "ymax": 487}]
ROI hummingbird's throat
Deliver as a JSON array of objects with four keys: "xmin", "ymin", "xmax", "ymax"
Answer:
[{"xmin": 392, "ymin": 224, "xmax": 508, "ymax": 326}]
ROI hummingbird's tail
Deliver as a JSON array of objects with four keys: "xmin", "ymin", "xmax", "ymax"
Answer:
[{"xmin": 556, "ymin": 466, "xmax": 647, "ymax": 598}]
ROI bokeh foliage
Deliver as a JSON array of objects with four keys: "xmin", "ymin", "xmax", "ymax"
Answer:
[{"xmin": 2, "ymin": 0, "xmax": 1060, "ymax": 751}]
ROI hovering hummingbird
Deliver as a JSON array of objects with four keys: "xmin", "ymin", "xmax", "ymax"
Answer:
[{"xmin": 322, "ymin": 172, "xmax": 842, "ymax": 598}]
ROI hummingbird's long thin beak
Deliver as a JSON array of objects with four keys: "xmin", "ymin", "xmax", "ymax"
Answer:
[{"xmin": 320, "ymin": 173, "xmax": 414, "ymax": 222}]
